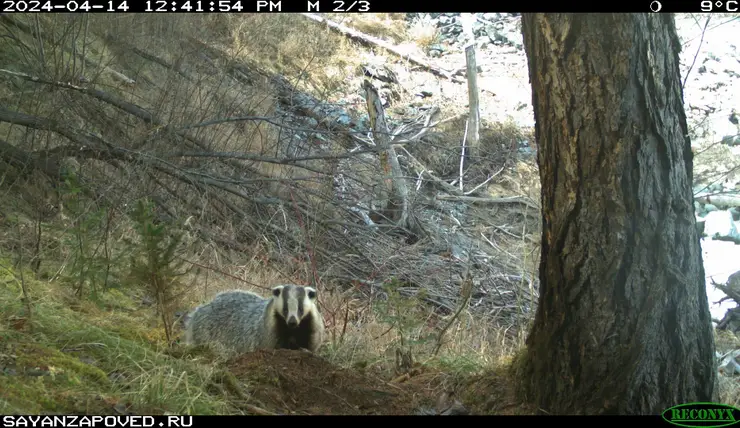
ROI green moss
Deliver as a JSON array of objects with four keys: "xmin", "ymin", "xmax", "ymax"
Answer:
[
  {"xmin": 0, "ymin": 342, "xmax": 117, "ymax": 415},
  {"xmin": 14, "ymin": 343, "xmax": 110, "ymax": 387},
  {"xmin": 0, "ymin": 264, "xmax": 235, "ymax": 414},
  {"xmin": 427, "ymin": 354, "xmax": 488, "ymax": 377}
]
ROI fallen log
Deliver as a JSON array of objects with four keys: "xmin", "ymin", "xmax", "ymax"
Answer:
[
  {"xmin": 300, "ymin": 13, "xmax": 459, "ymax": 83},
  {"xmin": 435, "ymin": 194, "xmax": 539, "ymax": 210}
]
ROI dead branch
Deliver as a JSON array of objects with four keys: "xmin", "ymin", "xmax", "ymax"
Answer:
[
  {"xmin": 0, "ymin": 109, "xmax": 292, "ymax": 214},
  {"xmin": 363, "ymin": 79, "xmax": 418, "ymax": 236},
  {"xmin": 0, "ymin": 138, "xmax": 64, "ymax": 180},
  {"xmin": 0, "ymin": 69, "xmax": 155, "ymax": 130},
  {"xmin": 0, "ymin": 69, "xmax": 331, "ymax": 177},
  {"xmin": 397, "ymin": 147, "xmax": 464, "ymax": 196},
  {"xmin": 695, "ymin": 193, "xmax": 740, "ymax": 210},
  {"xmin": 0, "ymin": 106, "xmax": 113, "ymax": 153},
  {"xmin": 433, "ymin": 271, "xmax": 473, "ymax": 356},
  {"xmin": 104, "ymin": 36, "xmax": 193, "ymax": 80},
  {"xmin": 713, "ymin": 282, "xmax": 740, "ymax": 305},
  {"xmin": 464, "ymin": 44, "xmax": 480, "ymax": 161},
  {"xmin": 0, "ymin": 15, "xmax": 135, "ymax": 85},
  {"xmin": 436, "ymin": 194, "xmax": 539, "ymax": 210}
]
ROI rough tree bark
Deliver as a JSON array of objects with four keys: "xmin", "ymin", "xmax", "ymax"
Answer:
[{"xmin": 519, "ymin": 14, "xmax": 716, "ymax": 414}]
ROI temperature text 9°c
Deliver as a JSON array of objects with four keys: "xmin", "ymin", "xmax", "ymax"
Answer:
[{"xmin": 700, "ymin": 0, "xmax": 738, "ymax": 11}]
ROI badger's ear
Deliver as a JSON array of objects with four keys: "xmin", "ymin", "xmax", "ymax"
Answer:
[
  {"xmin": 271, "ymin": 286, "xmax": 283, "ymax": 297},
  {"xmin": 306, "ymin": 287, "xmax": 317, "ymax": 300}
]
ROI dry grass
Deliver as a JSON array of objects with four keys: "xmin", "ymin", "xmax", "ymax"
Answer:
[
  {"xmin": 407, "ymin": 14, "xmax": 441, "ymax": 51},
  {"xmin": 715, "ymin": 330, "xmax": 740, "ymax": 406},
  {"xmin": 215, "ymin": 14, "xmax": 364, "ymax": 99},
  {"xmin": 176, "ymin": 250, "xmax": 528, "ymax": 378}
]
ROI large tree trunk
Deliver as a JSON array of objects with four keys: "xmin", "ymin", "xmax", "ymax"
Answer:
[{"xmin": 519, "ymin": 14, "xmax": 716, "ymax": 415}]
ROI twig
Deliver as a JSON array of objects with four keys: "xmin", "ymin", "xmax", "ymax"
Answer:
[
  {"xmin": 398, "ymin": 146, "xmax": 464, "ymax": 196},
  {"xmin": 243, "ymin": 404, "xmax": 276, "ymax": 416},
  {"xmin": 415, "ymin": 170, "xmax": 425, "ymax": 191},
  {"xmin": 491, "ymin": 224, "xmax": 523, "ymax": 240},
  {"xmin": 463, "ymin": 165, "xmax": 505, "ymax": 196},
  {"xmin": 433, "ymin": 271, "xmax": 473, "ymax": 356},
  {"xmin": 682, "ymin": 16, "xmax": 711, "ymax": 91},
  {"xmin": 16, "ymin": 229, "xmax": 33, "ymax": 325},
  {"xmin": 459, "ymin": 119, "xmax": 469, "ymax": 192},
  {"xmin": 436, "ymin": 194, "xmax": 539, "ymax": 210}
]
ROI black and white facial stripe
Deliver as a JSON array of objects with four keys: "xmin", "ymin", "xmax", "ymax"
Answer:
[{"xmin": 272, "ymin": 285, "xmax": 317, "ymax": 328}]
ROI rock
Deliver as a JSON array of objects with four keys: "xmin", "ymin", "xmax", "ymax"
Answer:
[
  {"xmin": 699, "ymin": 194, "xmax": 740, "ymax": 210},
  {"xmin": 705, "ymin": 204, "xmax": 719, "ymax": 213},
  {"xmin": 730, "ymin": 207, "xmax": 740, "ymax": 221},
  {"xmin": 472, "ymin": 20, "xmax": 485, "ymax": 36},
  {"xmin": 722, "ymin": 135, "xmax": 740, "ymax": 146},
  {"xmin": 305, "ymin": 117, "xmax": 318, "ymax": 128},
  {"xmin": 489, "ymin": 32, "xmax": 507, "ymax": 45},
  {"xmin": 415, "ymin": 86, "xmax": 436, "ymax": 98},
  {"xmin": 361, "ymin": 63, "xmax": 398, "ymax": 84},
  {"xmin": 451, "ymin": 244, "xmax": 466, "ymax": 260},
  {"xmin": 719, "ymin": 349, "xmax": 740, "ymax": 376},
  {"xmin": 697, "ymin": 217, "xmax": 706, "ymax": 236},
  {"xmin": 435, "ymin": 391, "xmax": 470, "ymax": 415},
  {"xmin": 704, "ymin": 210, "xmax": 740, "ymax": 243},
  {"xmin": 506, "ymin": 31, "xmax": 524, "ymax": 49}
]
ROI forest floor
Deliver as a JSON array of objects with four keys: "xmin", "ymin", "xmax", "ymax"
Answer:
[{"xmin": 0, "ymin": 271, "xmax": 531, "ymax": 415}]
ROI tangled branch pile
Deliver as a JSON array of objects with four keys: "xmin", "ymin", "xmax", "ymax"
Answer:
[{"xmin": 0, "ymin": 14, "xmax": 539, "ymax": 333}]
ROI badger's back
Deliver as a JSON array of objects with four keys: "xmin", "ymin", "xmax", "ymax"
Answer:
[{"xmin": 184, "ymin": 290, "xmax": 269, "ymax": 354}]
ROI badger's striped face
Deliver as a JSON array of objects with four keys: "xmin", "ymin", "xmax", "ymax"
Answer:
[{"xmin": 271, "ymin": 285, "xmax": 317, "ymax": 328}]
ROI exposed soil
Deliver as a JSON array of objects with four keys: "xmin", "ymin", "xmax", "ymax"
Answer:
[{"xmin": 227, "ymin": 349, "xmax": 437, "ymax": 415}]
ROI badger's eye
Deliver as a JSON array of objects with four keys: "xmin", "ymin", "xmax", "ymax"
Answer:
[
  {"xmin": 307, "ymin": 290, "xmax": 316, "ymax": 299},
  {"xmin": 272, "ymin": 287, "xmax": 281, "ymax": 297}
]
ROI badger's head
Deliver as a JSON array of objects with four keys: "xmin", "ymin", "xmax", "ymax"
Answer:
[{"xmin": 270, "ymin": 285, "xmax": 318, "ymax": 328}]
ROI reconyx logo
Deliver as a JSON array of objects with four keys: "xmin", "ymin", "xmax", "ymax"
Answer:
[{"xmin": 662, "ymin": 403, "xmax": 740, "ymax": 428}]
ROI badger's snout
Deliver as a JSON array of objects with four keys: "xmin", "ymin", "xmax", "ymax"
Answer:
[{"xmin": 287, "ymin": 316, "xmax": 299, "ymax": 328}]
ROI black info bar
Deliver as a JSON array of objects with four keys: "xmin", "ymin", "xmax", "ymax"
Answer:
[{"xmin": 0, "ymin": 0, "xmax": 731, "ymax": 13}]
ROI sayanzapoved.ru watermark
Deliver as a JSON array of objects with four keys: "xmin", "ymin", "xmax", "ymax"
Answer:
[{"xmin": 2, "ymin": 416, "xmax": 192, "ymax": 428}]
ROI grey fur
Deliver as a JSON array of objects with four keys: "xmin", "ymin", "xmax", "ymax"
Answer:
[{"xmin": 184, "ymin": 285, "xmax": 324, "ymax": 355}]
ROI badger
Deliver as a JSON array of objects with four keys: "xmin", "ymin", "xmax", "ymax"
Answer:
[{"xmin": 184, "ymin": 284, "xmax": 325, "ymax": 355}]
